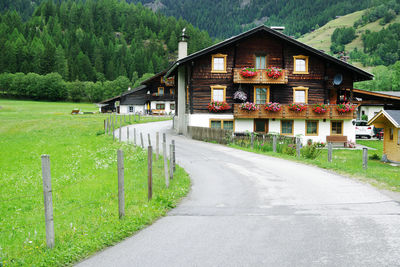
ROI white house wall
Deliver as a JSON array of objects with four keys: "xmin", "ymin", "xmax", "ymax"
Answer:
[
  {"xmin": 192, "ymin": 116, "xmax": 356, "ymax": 145},
  {"xmin": 119, "ymin": 105, "xmax": 145, "ymax": 114},
  {"xmin": 359, "ymin": 106, "xmax": 383, "ymax": 121},
  {"xmin": 150, "ymin": 101, "xmax": 175, "ymax": 114}
]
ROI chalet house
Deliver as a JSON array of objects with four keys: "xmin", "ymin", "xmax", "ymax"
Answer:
[
  {"xmin": 98, "ymin": 71, "xmax": 175, "ymax": 115},
  {"xmin": 369, "ymin": 110, "xmax": 400, "ymax": 163},
  {"xmin": 165, "ymin": 26, "xmax": 373, "ymax": 144}
]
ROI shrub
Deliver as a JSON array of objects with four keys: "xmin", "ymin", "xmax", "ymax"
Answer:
[
  {"xmin": 369, "ymin": 153, "xmax": 380, "ymax": 160},
  {"xmin": 300, "ymin": 144, "xmax": 322, "ymax": 159}
]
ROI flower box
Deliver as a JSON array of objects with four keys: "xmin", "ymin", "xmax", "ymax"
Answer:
[
  {"xmin": 208, "ymin": 101, "xmax": 231, "ymax": 112},
  {"xmin": 336, "ymin": 102, "xmax": 356, "ymax": 113},
  {"xmin": 265, "ymin": 66, "xmax": 283, "ymax": 79},
  {"xmin": 240, "ymin": 102, "xmax": 259, "ymax": 111},
  {"xmin": 239, "ymin": 67, "xmax": 258, "ymax": 78},
  {"xmin": 288, "ymin": 103, "xmax": 307, "ymax": 112},
  {"xmin": 264, "ymin": 102, "xmax": 282, "ymax": 112},
  {"xmin": 312, "ymin": 104, "xmax": 328, "ymax": 114}
]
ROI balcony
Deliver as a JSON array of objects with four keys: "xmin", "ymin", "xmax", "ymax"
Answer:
[
  {"xmin": 233, "ymin": 104, "xmax": 356, "ymax": 120},
  {"xmin": 233, "ymin": 68, "xmax": 288, "ymax": 84}
]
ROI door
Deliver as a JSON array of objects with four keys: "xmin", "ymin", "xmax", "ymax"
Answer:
[{"xmin": 254, "ymin": 119, "xmax": 269, "ymax": 133}]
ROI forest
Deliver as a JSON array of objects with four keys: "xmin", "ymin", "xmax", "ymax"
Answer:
[{"xmin": 0, "ymin": 0, "xmax": 213, "ymax": 102}]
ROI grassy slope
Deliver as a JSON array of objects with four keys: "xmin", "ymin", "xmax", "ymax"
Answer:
[
  {"xmin": 0, "ymin": 100, "xmax": 190, "ymax": 266},
  {"xmin": 229, "ymin": 140, "xmax": 400, "ymax": 191},
  {"xmin": 298, "ymin": 9, "xmax": 400, "ymax": 73}
]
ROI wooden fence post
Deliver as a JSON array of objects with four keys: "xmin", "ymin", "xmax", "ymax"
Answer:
[
  {"xmin": 140, "ymin": 132, "xmax": 144, "ymax": 148},
  {"xmin": 138, "ymin": 113, "xmax": 141, "ymax": 121},
  {"xmin": 328, "ymin": 142, "xmax": 332, "ymax": 162},
  {"xmin": 148, "ymin": 146, "xmax": 153, "ymax": 200},
  {"xmin": 124, "ymin": 114, "xmax": 126, "ymax": 123},
  {"xmin": 251, "ymin": 133, "xmax": 254, "ymax": 149},
  {"xmin": 273, "ymin": 135, "xmax": 277, "ymax": 153},
  {"xmin": 112, "ymin": 123, "xmax": 115, "ymax": 141},
  {"xmin": 134, "ymin": 128, "xmax": 137, "ymax": 146},
  {"xmin": 41, "ymin": 155, "xmax": 55, "ymax": 248},
  {"xmin": 127, "ymin": 127, "xmax": 129, "ymax": 143},
  {"xmin": 169, "ymin": 144, "xmax": 174, "ymax": 180},
  {"xmin": 363, "ymin": 147, "xmax": 368, "ymax": 169},
  {"xmin": 296, "ymin": 138, "xmax": 301, "ymax": 158},
  {"xmin": 104, "ymin": 119, "xmax": 106, "ymax": 132},
  {"xmin": 163, "ymin": 140, "xmax": 169, "ymax": 188},
  {"xmin": 119, "ymin": 125, "xmax": 122, "ymax": 142},
  {"xmin": 148, "ymin": 133, "xmax": 152, "ymax": 147},
  {"xmin": 163, "ymin": 133, "xmax": 166, "ymax": 143},
  {"xmin": 117, "ymin": 150, "xmax": 125, "ymax": 219},
  {"xmin": 172, "ymin": 140, "xmax": 176, "ymax": 171},
  {"xmin": 156, "ymin": 132, "xmax": 159, "ymax": 161}
]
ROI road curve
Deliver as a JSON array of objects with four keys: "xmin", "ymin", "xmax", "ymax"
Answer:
[{"xmin": 77, "ymin": 120, "xmax": 400, "ymax": 266}]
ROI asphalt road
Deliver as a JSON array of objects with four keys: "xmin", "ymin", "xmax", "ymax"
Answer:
[{"xmin": 77, "ymin": 120, "xmax": 400, "ymax": 267}]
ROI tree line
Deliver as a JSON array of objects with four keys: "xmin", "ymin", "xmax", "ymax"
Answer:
[{"xmin": 0, "ymin": 0, "xmax": 213, "ymax": 89}]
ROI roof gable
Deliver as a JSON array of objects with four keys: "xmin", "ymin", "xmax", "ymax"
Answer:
[
  {"xmin": 166, "ymin": 25, "xmax": 373, "ymax": 81},
  {"xmin": 369, "ymin": 110, "xmax": 400, "ymax": 128}
]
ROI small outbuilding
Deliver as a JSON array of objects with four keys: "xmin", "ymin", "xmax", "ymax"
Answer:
[{"xmin": 368, "ymin": 110, "xmax": 400, "ymax": 163}]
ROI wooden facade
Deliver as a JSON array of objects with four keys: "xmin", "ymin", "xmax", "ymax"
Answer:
[{"xmin": 178, "ymin": 29, "xmax": 369, "ymax": 116}]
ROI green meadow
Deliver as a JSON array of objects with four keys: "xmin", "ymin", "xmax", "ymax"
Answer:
[{"xmin": 0, "ymin": 100, "xmax": 190, "ymax": 266}]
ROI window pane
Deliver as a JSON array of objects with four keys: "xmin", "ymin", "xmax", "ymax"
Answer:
[
  {"xmin": 331, "ymin": 121, "xmax": 342, "ymax": 135},
  {"xmin": 256, "ymin": 88, "xmax": 267, "ymax": 104},
  {"xmin": 158, "ymin": 88, "xmax": 164, "ymax": 95},
  {"xmin": 282, "ymin": 121, "xmax": 293, "ymax": 134},
  {"xmin": 306, "ymin": 121, "xmax": 317, "ymax": 134},
  {"xmin": 255, "ymin": 120, "xmax": 265, "ymax": 132},
  {"xmin": 213, "ymin": 89, "xmax": 224, "ymax": 101},
  {"xmin": 170, "ymin": 104, "xmax": 175, "ymax": 110},
  {"xmin": 256, "ymin": 56, "xmax": 266, "ymax": 69},
  {"xmin": 156, "ymin": 104, "xmax": 165, "ymax": 110},
  {"xmin": 296, "ymin": 59, "xmax": 306, "ymax": 71},
  {"xmin": 223, "ymin": 121, "xmax": 233, "ymax": 130},
  {"xmin": 129, "ymin": 106, "xmax": 134, "ymax": 112},
  {"xmin": 211, "ymin": 121, "xmax": 222, "ymax": 129},
  {"xmin": 213, "ymin": 57, "xmax": 224, "ymax": 71},
  {"xmin": 294, "ymin": 90, "xmax": 305, "ymax": 103}
]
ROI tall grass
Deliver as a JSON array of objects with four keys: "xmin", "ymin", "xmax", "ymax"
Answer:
[{"xmin": 0, "ymin": 100, "xmax": 190, "ymax": 266}]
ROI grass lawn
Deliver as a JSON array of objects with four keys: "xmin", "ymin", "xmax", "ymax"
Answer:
[
  {"xmin": 0, "ymin": 99, "xmax": 190, "ymax": 266},
  {"xmin": 229, "ymin": 139, "xmax": 400, "ymax": 191}
]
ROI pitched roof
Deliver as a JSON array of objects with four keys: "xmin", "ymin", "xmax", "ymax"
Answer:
[
  {"xmin": 98, "ymin": 85, "xmax": 147, "ymax": 104},
  {"xmin": 352, "ymin": 89, "xmax": 400, "ymax": 101},
  {"xmin": 165, "ymin": 25, "xmax": 373, "ymax": 81},
  {"xmin": 369, "ymin": 110, "xmax": 400, "ymax": 128}
]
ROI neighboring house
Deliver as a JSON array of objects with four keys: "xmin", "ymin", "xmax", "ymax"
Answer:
[
  {"xmin": 166, "ymin": 25, "xmax": 373, "ymax": 144},
  {"xmin": 368, "ymin": 110, "xmax": 400, "ymax": 163},
  {"xmin": 98, "ymin": 71, "xmax": 176, "ymax": 115},
  {"xmin": 345, "ymin": 89, "xmax": 400, "ymax": 121}
]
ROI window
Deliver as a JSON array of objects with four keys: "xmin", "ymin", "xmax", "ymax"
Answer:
[
  {"xmin": 281, "ymin": 120, "xmax": 294, "ymax": 135},
  {"xmin": 156, "ymin": 104, "xmax": 165, "ymax": 110},
  {"xmin": 170, "ymin": 88, "xmax": 175, "ymax": 95},
  {"xmin": 254, "ymin": 119, "xmax": 268, "ymax": 133},
  {"xmin": 255, "ymin": 55, "xmax": 266, "ymax": 69},
  {"xmin": 306, "ymin": 120, "xmax": 318, "ymax": 136},
  {"xmin": 390, "ymin": 128, "xmax": 394, "ymax": 140},
  {"xmin": 170, "ymin": 103, "xmax": 175, "ymax": 110},
  {"xmin": 254, "ymin": 86, "xmax": 270, "ymax": 104},
  {"xmin": 210, "ymin": 119, "xmax": 234, "ymax": 130},
  {"xmin": 211, "ymin": 54, "xmax": 227, "ymax": 73},
  {"xmin": 293, "ymin": 55, "xmax": 309, "ymax": 74},
  {"xmin": 331, "ymin": 121, "xmax": 343, "ymax": 135},
  {"xmin": 211, "ymin": 85, "xmax": 226, "ymax": 102},
  {"xmin": 129, "ymin": 106, "xmax": 134, "ymax": 113},
  {"xmin": 398, "ymin": 129, "xmax": 400, "ymax": 145},
  {"xmin": 158, "ymin": 87, "xmax": 164, "ymax": 96},
  {"xmin": 293, "ymin": 87, "xmax": 308, "ymax": 103}
]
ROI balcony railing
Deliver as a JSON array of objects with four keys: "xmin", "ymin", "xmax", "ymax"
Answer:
[
  {"xmin": 233, "ymin": 68, "xmax": 288, "ymax": 84},
  {"xmin": 233, "ymin": 104, "xmax": 356, "ymax": 120}
]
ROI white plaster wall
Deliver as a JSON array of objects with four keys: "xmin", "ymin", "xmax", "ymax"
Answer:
[
  {"xmin": 120, "ymin": 105, "xmax": 145, "ymax": 114},
  {"xmin": 359, "ymin": 106, "xmax": 382, "ymax": 121},
  {"xmin": 235, "ymin": 119, "xmax": 253, "ymax": 132},
  {"xmin": 188, "ymin": 114, "xmax": 234, "ymax": 128},
  {"xmin": 150, "ymin": 101, "xmax": 175, "ymax": 114}
]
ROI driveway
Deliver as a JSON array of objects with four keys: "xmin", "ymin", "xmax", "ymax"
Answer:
[{"xmin": 77, "ymin": 120, "xmax": 400, "ymax": 266}]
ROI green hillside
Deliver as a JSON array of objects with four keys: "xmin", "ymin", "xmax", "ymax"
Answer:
[{"xmin": 298, "ymin": 9, "xmax": 400, "ymax": 57}]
